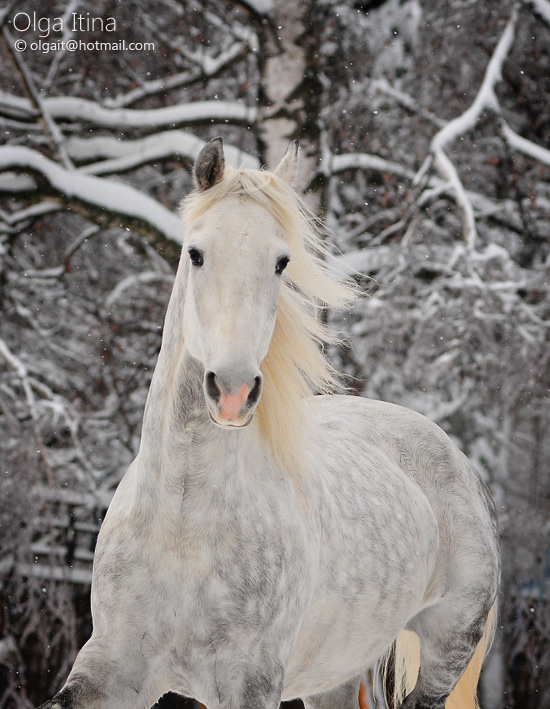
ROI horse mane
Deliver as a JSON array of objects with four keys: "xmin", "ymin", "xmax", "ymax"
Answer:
[{"xmin": 180, "ymin": 166, "xmax": 359, "ymax": 476}]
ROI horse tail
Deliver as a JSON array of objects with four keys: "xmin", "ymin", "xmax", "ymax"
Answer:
[{"xmin": 388, "ymin": 601, "xmax": 498, "ymax": 708}]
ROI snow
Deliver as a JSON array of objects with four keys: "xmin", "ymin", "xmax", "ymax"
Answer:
[
  {"xmin": 426, "ymin": 7, "xmax": 519, "ymax": 249},
  {"xmin": 332, "ymin": 245, "xmax": 394, "ymax": 276},
  {"xmin": 239, "ymin": 0, "xmax": 274, "ymax": 13},
  {"xmin": 104, "ymin": 41, "xmax": 252, "ymax": 108},
  {"xmin": 45, "ymin": 96, "xmax": 257, "ymax": 129},
  {"xmin": 430, "ymin": 9, "xmax": 517, "ymax": 155},
  {"xmin": 502, "ymin": 122, "xmax": 550, "ymax": 167},
  {"xmin": 0, "ymin": 89, "xmax": 37, "ymax": 120},
  {"xmin": 530, "ymin": 0, "xmax": 550, "ymax": 24},
  {"xmin": 106, "ymin": 272, "xmax": 175, "ymax": 308},
  {"xmin": 0, "ymin": 91, "xmax": 257, "ymax": 129},
  {"xmin": 0, "ymin": 146, "xmax": 184, "ymax": 244},
  {"xmin": 16, "ymin": 562, "xmax": 92, "ymax": 585},
  {"xmin": 327, "ymin": 152, "xmax": 415, "ymax": 181},
  {"xmin": 67, "ymin": 130, "xmax": 259, "ymax": 175}
]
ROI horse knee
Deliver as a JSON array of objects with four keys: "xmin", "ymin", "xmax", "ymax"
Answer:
[
  {"xmin": 36, "ymin": 668, "xmax": 158, "ymax": 709},
  {"xmin": 37, "ymin": 676, "xmax": 105, "ymax": 709}
]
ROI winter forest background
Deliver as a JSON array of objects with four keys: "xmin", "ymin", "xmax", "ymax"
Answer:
[{"xmin": 0, "ymin": 0, "xmax": 549, "ymax": 707}]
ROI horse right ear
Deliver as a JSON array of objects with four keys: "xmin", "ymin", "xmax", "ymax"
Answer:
[{"xmin": 194, "ymin": 137, "xmax": 225, "ymax": 191}]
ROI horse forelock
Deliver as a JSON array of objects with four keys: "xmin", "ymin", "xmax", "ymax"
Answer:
[{"xmin": 180, "ymin": 167, "xmax": 359, "ymax": 476}]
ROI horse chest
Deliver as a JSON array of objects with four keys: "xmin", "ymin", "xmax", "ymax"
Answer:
[
  {"xmin": 96, "ymin": 467, "xmax": 313, "ymax": 663},
  {"xmin": 159, "ymin": 486, "xmax": 315, "ymax": 702}
]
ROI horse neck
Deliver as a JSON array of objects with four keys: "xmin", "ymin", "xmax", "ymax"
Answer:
[{"xmin": 136, "ymin": 254, "xmax": 255, "ymax": 486}]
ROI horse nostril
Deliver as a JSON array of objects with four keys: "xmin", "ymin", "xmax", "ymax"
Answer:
[
  {"xmin": 247, "ymin": 375, "xmax": 263, "ymax": 407},
  {"xmin": 205, "ymin": 371, "xmax": 221, "ymax": 403}
]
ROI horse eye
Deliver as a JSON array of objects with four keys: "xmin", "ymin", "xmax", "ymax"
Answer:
[
  {"xmin": 188, "ymin": 248, "xmax": 204, "ymax": 267},
  {"xmin": 275, "ymin": 256, "xmax": 290, "ymax": 275}
]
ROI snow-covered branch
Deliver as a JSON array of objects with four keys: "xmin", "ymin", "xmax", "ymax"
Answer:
[
  {"xmin": 0, "ymin": 146, "xmax": 184, "ymax": 245},
  {"xmin": 430, "ymin": 10, "xmax": 517, "ymax": 155},
  {"xmin": 2, "ymin": 27, "xmax": 73, "ymax": 169},
  {"xmin": 0, "ymin": 89, "xmax": 38, "ymax": 121},
  {"xmin": 104, "ymin": 40, "xmax": 252, "ymax": 108},
  {"xmin": 370, "ymin": 78, "xmax": 446, "ymax": 128},
  {"xmin": 66, "ymin": 130, "xmax": 259, "ymax": 175},
  {"xmin": 425, "ymin": 7, "xmax": 519, "ymax": 248},
  {"xmin": 0, "ymin": 201, "xmax": 61, "ymax": 234},
  {"xmin": 106, "ymin": 271, "xmax": 174, "ymax": 308},
  {"xmin": 321, "ymin": 152, "xmax": 415, "ymax": 182},
  {"xmin": 48, "ymin": 96, "xmax": 257, "ymax": 129},
  {"xmin": 0, "ymin": 92, "xmax": 257, "ymax": 130},
  {"xmin": 526, "ymin": 0, "xmax": 550, "ymax": 25},
  {"xmin": 501, "ymin": 122, "xmax": 550, "ymax": 167}
]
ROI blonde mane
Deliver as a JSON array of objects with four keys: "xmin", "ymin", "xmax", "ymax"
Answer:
[{"xmin": 181, "ymin": 166, "xmax": 359, "ymax": 475}]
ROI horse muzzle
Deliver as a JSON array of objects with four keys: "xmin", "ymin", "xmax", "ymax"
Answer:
[{"xmin": 204, "ymin": 369, "xmax": 263, "ymax": 428}]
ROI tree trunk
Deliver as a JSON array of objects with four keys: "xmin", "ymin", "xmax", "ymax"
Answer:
[{"xmin": 256, "ymin": 0, "xmax": 321, "ymax": 203}]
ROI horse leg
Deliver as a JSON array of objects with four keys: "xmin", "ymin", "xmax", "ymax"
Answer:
[
  {"xmin": 399, "ymin": 598, "xmax": 494, "ymax": 709},
  {"xmin": 302, "ymin": 675, "xmax": 362, "ymax": 709},
  {"xmin": 36, "ymin": 637, "xmax": 163, "ymax": 709},
  {"xmin": 37, "ymin": 674, "xmax": 161, "ymax": 709}
]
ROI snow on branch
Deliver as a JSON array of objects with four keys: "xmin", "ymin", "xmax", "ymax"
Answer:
[
  {"xmin": 0, "ymin": 146, "xmax": 184, "ymax": 245},
  {"xmin": 46, "ymin": 96, "xmax": 257, "ymax": 129},
  {"xmin": 16, "ymin": 561, "xmax": 92, "ymax": 585},
  {"xmin": 3, "ymin": 27, "xmax": 73, "ymax": 169},
  {"xmin": 527, "ymin": 0, "xmax": 550, "ymax": 25},
  {"xmin": 238, "ymin": 0, "xmax": 274, "ymax": 14},
  {"xmin": 0, "ymin": 201, "xmax": 62, "ymax": 235},
  {"xmin": 0, "ymin": 89, "xmax": 38, "ymax": 121},
  {"xmin": 0, "ymin": 172, "xmax": 37, "ymax": 192},
  {"xmin": 324, "ymin": 152, "xmax": 415, "ymax": 182},
  {"xmin": 430, "ymin": 10, "xmax": 517, "ymax": 155},
  {"xmin": 0, "ymin": 333, "xmax": 99, "ymax": 488},
  {"xmin": 0, "ymin": 92, "xmax": 257, "ymax": 130},
  {"xmin": 501, "ymin": 122, "xmax": 550, "ymax": 167},
  {"xmin": 104, "ymin": 41, "xmax": 252, "ymax": 108},
  {"xmin": 318, "ymin": 148, "xmax": 518, "ymax": 235},
  {"xmin": 66, "ymin": 130, "xmax": 259, "ymax": 176},
  {"xmin": 370, "ymin": 78, "xmax": 446, "ymax": 128},
  {"xmin": 106, "ymin": 271, "xmax": 174, "ymax": 308},
  {"xmin": 425, "ymin": 7, "xmax": 519, "ymax": 249}
]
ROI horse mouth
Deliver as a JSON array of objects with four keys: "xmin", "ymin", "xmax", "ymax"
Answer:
[{"xmin": 208, "ymin": 411, "xmax": 254, "ymax": 428}]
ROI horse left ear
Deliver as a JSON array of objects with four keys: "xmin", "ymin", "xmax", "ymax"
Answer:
[
  {"xmin": 273, "ymin": 140, "xmax": 299, "ymax": 186},
  {"xmin": 194, "ymin": 137, "xmax": 225, "ymax": 191}
]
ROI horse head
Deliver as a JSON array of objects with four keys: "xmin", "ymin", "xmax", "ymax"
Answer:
[{"xmin": 182, "ymin": 137, "xmax": 299, "ymax": 428}]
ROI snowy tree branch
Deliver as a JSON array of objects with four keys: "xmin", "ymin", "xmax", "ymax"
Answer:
[
  {"xmin": 2, "ymin": 27, "xmax": 73, "ymax": 170},
  {"xmin": 0, "ymin": 92, "xmax": 257, "ymax": 130},
  {"xmin": 0, "ymin": 146, "xmax": 184, "ymax": 250},
  {"xmin": 66, "ymin": 131, "xmax": 259, "ymax": 175},
  {"xmin": 424, "ymin": 6, "xmax": 519, "ymax": 249},
  {"xmin": 104, "ymin": 40, "xmax": 252, "ymax": 109},
  {"xmin": 321, "ymin": 152, "xmax": 415, "ymax": 182},
  {"xmin": 501, "ymin": 122, "xmax": 550, "ymax": 167},
  {"xmin": 524, "ymin": 0, "xmax": 550, "ymax": 26}
]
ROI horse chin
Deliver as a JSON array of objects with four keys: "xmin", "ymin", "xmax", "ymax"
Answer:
[{"xmin": 208, "ymin": 411, "xmax": 254, "ymax": 429}]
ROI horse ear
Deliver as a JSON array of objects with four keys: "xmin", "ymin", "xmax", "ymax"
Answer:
[
  {"xmin": 194, "ymin": 137, "xmax": 225, "ymax": 191},
  {"xmin": 273, "ymin": 140, "xmax": 300, "ymax": 186}
]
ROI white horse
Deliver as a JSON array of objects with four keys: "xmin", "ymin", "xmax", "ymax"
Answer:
[{"xmin": 38, "ymin": 138, "xmax": 500, "ymax": 709}]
